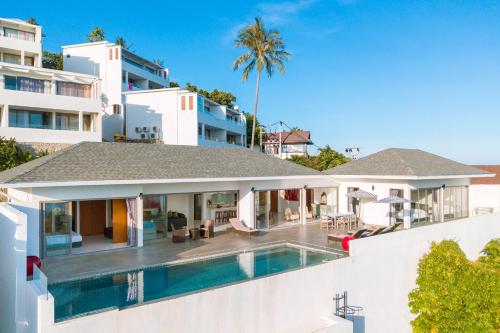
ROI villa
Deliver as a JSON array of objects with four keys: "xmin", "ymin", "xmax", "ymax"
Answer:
[
  {"xmin": 62, "ymin": 41, "xmax": 170, "ymax": 141},
  {"xmin": 123, "ymin": 88, "xmax": 247, "ymax": 147},
  {"xmin": 0, "ymin": 143, "xmax": 497, "ymax": 333},
  {"xmin": 0, "ymin": 18, "xmax": 102, "ymax": 151},
  {"xmin": 262, "ymin": 130, "xmax": 313, "ymax": 159}
]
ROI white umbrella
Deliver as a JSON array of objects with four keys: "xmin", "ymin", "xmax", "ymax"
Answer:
[
  {"xmin": 377, "ymin": 196, "xmax": 411, "ymax": 204},
  {"xmin": 346, "ymin": 190, "xmax": 377, "ymax": 224}
]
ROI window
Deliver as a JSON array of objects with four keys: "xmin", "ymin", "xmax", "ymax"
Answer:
[
  {"xmin": 9, "ymin": 109, "xmax": 52, "ymax": 129},
  {"xmin": 4, "ymin": 75, "xmax": 47, "ymax": 93},
  {"xmin": 83, "ymin": 114, "xmax": 93, "ymax": 132},
  {"xmin": 3, "ymin": 27, "xmax": 35, "ymax": 41},
  {"xmin": 188, "ymin": 96, "xmax": 193, "ymax": 110},
  {"xmin": 109, "ymin": 48, "xmax": 113, "ymax": 60},
  {"xmin": 181, "ymin": 96, "xmax": 186, "ymax": 110},
  {"xmin": 24, "ymin": 56, "xmax": 35, "ymax": 66},
  {"xmin": 56, "ymin": 113, "xmax": 79, "ymax": 131},
  {"xmin": 56, "ymin": 81, "xmax": 91, "ymax": 98},
  {"xmin": 3, "ymin": 53, "xmax": 21, "ymax": 65},
  {"xmin": 113, "ymin": 104, "xmax": 121, "ymax": 114}
]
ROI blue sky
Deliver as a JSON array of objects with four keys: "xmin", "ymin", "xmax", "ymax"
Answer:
[{"xmin": 6, "ymin": 0, "xmax": 500, "ymax": 164}]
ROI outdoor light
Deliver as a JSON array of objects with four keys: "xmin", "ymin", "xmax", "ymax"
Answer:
[
  {"xmin": 303, "ymin": 185, "xmax": 307, "ymax": 189},
  {"xmin": 372, "ymin": 185, "xmax": 375, "ymax": 191},
  {"xmin": 251, "ymin": 187, "xmax": 255, "ymax": 192}
]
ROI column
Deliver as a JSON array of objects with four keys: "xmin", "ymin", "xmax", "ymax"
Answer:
[
  {"xmin": 300, "ymin": 188, "xmax": 307, "ymax": 225},
  {"xmin": 440, "ymin": 187, "xmax": 445, "ymax": 223},
  {"xmin": 78, "ymin": 112, "xmax": 83, "ymax": 132},
  {"xmin": 1, "ymin": 104, "xmax": 9, "ymax": 127},
  {"xmin": 20, "ymin": 50, "xmax": 25, "ymax": 65},
  {"xmin": 137, "ymin": 194, "xmax": 144, "ymax": 247},
  {"xmin": 76, "ymin": 201, "xmax": 81, "ymax": 234},
  {"xmin": 403, "ymin": 189, "xmax": 411, "ymax": 229}
]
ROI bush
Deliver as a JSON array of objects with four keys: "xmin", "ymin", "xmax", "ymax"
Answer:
[
  {"xmin": 0, "ymin": 137, "xmax": 36, "ymax": 171},
  {"xmin": 409, "ymin": 239, "xmax": 500, "ymax": 332}
]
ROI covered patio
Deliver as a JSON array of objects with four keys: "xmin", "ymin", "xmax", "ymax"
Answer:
[{"xmin": 42, "ymin": 223, "xmax": 346, "ymax": 283}]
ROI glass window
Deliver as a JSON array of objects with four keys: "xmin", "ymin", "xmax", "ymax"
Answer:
[
  {"xmin": 3, "ymin": 53, "xmax": 21, "ymax": 64},
  {"xmin": 3, "ymin": 27, "xmax": 35, "ymax": 41},
  {"xmin": 42, "ymin": 202, "xmax": 72, "ymax": 257},
  {"xmin": 9, "ymin": 109, "xmax": 52, "ymax": 129},
  {"xmin": 83, "ymin": 114, "xmax": 92, "ymax": 132},
  {"xmin": 56, "ymin": 81, "xmax": 91, "ymax": 98},
  {"xmin": 56, "ymin": 113, "xmax": 79, "ymax": 131},
  {"xmin": 4, "ymin": 75, "xmax": 17, "ymax": 90},
  {"xmin": 24, "ymin": 56, "xmax": 35, "ymax": 66},
  {"xmin": 143, "ymin": 195, "xmax": 167, "ymax": 240},
  {"xmin": 255, "ymin": 189, "xmax": 302, "ymax": 229}
]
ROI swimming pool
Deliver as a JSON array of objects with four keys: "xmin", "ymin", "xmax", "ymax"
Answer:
[{"xmin": 48, "ymin": 243, "xmax": 339, "ymax": 322}]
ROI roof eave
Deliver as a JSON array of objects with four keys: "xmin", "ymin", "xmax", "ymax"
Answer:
[
  {"xmin": 1, "ymin": 174, "xmax": 331, "ymax": 189},
  {"xmin": 325, "ymin": 173, "xmax": 495, "ymax": 180}
]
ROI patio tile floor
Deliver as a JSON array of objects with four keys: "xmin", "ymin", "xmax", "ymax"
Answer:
[{"xmin": 43, "ymin": 223, "xmax": 347, "ymax": 283}]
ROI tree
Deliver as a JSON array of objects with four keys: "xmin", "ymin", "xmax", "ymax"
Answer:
[
  {"xmin": 169, "ymin": 81, "xmax": 180, "ymax": 88},
  {"xmin": 25, "ymin": 17, "xmax": 45, "ymax": 37},
  {"xmin": 0, "ymin": 137, "xmax": 37, "ymax": 171},
  {"xmin": 244, "ymin": 112, "xmax": 262, "ymax": 147},
  {"xmin": 290, "ymin": 126, "xmax": 302, "ymax": 131},
  {"xmin": 408, "ymin": 239, "xmax": 500, "ymax": 333},
  {"xmin": 42, "ymin": 51, "xmax": 63, "ymax": 70},
  {"xmin": 115, "ymin": 36, "xmax": 129, "ymax": 49},
  {"xmin": 87, "ymin": 27, "xmax": 105, "ymax": 42},
  {"xmin": 233, "ymin": 17, "xmax": 290, "ymax": 150},
  {"xmin": 286, "ymin": 145, "xmax": 350, "ymax": 171},
  {"xmin": 183, "ymin": 83, "xmax": 237, "ymax": 108}
]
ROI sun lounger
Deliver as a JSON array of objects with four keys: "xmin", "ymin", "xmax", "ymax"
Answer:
[
  {"xmin": 327, "ymin": 228, "xmax": 368, "ymax": 242},
  {"xmin": 229, "ymin": 218, "xmax": 261, "ymax": 236},
  {"xmin": 358, "ymin": 226, "xmax": 386, "ymax": 238}
]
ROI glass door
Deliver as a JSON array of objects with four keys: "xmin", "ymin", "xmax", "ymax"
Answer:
[{"xmin": 42, "ymin": 202, "xmax": 73, "ymax": 257}]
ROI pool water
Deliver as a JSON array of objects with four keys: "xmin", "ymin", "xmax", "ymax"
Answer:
[{"xmin": 48, "ymin": 244, "xmax": 338, "ymax": 322}]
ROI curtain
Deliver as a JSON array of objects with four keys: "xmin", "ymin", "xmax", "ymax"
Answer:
[
  {"xmin": 126, "ymin": 198, "xmax": 137, "ymax": 246},
  {"xmin": 18, "ymin": 77, "xmax": 45, "ymax": 93},
  {"xmin": 56, "ymin": 81, "xmax": 91, "ymax": 98}
]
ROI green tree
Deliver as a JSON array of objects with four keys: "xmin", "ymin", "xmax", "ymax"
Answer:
[
  {"xmin": 86, "ymin": 27, "xmax": 105, "ymax": 42},
  {"xmin": 244, "ymin": 112, "xmax": 262, "ymax": 147},
  {"xmin": 183, "ymin": 83, "xmax": 237, "ymax": 108},
  {"xmin": 409, "ymin": 239, "xmax": 500, "ymax": 333},
  {"xmin": 26, "ymin": 17, "xmax": 38, "ymax": 25},
  {"xmin": 115, "ymin": 36, "xmax": 129, "ymax": 49},
  {"xmin": 287, "ymin": 145, "xmax": 350, "ymax": 171},
  {"xmin": 169, "ymin": 81, "xmax": 180, "ymax": 88},
  {"xmin": 290, "ymin": 126, "xmax": 302, "ymax": 131},
  {"xmin": 42, "ymin": 51, "xmax": 63, "ymax": 70},
  {"xmin": 233, "ymin": 17, "xmax": 290, "ymax": 150},
  {"xmin": 0, "ymin": 138, "xmax": 37, "ymax": 171}
]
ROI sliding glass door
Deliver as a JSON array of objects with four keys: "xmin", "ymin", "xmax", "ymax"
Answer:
[
  {"xmin": 42, "ymin": 202, "xmax": 73, "ymax": 257},
  {"xmin": 255, "ymin": 189, "xmax": 302, "ymax": 229}
]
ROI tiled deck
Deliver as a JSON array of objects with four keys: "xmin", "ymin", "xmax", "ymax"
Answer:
[{"xmin": 43, "ymin": 224, "xmax": 347, "ymax": 283}]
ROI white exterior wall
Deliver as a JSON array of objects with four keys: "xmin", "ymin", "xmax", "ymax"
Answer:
[
  {"xmin": 0, "ymin": 18, "xmax": 42, "ymax": 67},
  {"xmin": 0, "ymin": 203, "xmax": 28, "ymax": 333},
  {"xmin": 469, "ymin": 184, "xmax": 500, "ymax": 214},
  {"xmin": 337, "ymin": 177, "xmax": 471, "ymax": 227}
]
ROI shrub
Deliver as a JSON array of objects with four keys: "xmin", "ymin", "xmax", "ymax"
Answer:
[
  {"xmin": 409, "ymin": 239, "xmax": 500, "ymax": 332},
  {"xmin": 0, "ymin": 137, "xmax": 36, "ymax": 171}
]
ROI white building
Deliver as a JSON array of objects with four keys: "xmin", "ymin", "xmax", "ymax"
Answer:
[
  {"xmin": 124, "ymin": 88, "xmax": 246, "ymax": 147},
  {"xmin": 62, "ymin": 41, "xmax": 169, "ymax": 141},
  {"xmin": 324, "ymin": 148, "xmax": 494, "ymax": 228},
  {"xmin": 469, "ymin": 165, "xmax": 500, "ymax": 214},
  {"xmin": 0, "ymin": 18, "xmax": 102, "ymax": 150}
]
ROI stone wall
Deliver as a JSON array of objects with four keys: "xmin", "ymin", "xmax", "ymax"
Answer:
[{"xmin": 17, "ymin": 142, "xmax": 73, "ymax": 155}]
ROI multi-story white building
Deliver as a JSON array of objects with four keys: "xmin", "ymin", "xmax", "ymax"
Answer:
[
  {"xmin": 0, "ymin": 18, "xmax": 102, "ymax": 150},
  {"xmin": 123, "ymin": 88, "xmax": 247, "ymax": 148},
  {"xmin": 62, "ymin": 41, "xmax": 169, "ymax": 141}
]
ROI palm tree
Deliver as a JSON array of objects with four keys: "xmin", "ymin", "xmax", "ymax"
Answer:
[
  {"xmin": 233, "ymin": 17, "xmax": 290, "ymax": 150},
  {"xmin": 115, "ymin": 36, "xmax": 129, "ymax": 49}
]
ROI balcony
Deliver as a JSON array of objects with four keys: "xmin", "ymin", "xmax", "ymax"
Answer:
[{"xmin": 198, "ymin": 135, "xmax": 244, "ymax": 148}]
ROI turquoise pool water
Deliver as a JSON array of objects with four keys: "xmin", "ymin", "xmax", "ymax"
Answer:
[{"xmin": 48, "ymin": 244, "xmax": 338, "ymax": 322}]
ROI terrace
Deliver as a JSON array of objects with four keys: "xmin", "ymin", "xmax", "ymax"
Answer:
[{"xmin": 42, "ymin": 223, "xmax": 346, "ymax": 283}]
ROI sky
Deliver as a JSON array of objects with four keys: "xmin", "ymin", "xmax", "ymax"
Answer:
[{"xmin": 5, "ymin": 0, "xmax": 500, "ymax": 164}]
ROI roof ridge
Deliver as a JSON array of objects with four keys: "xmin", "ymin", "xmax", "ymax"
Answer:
[
  {"xmin": 3, "ymin": 143, "xmax": 84, "ymax": 183},
  {"xmin": 392, "ymin": 149, "xmax": 417, "ymax": 175}
]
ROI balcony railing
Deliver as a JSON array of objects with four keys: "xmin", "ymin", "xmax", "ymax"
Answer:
[
  {"xmin": 122, "ymin": 56, "xmax": 164, "ymax": 78},
  {"xmin": 199, "ymin": 109, "xmax": 244, "ymax": 126}
]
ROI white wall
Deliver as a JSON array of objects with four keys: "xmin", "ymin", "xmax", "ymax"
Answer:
[
  {"xmin": 0, "ymin": 203, "xmax": 28, "ymax": 333},
  {"xmin": 332, "ymin": 214, "xmax": 500, "ymax": 333},
  {"xmin": 34, "ymin": 255, "xmax": 350, "ymax": 333},
  {"xmin": 469, "ymin": 184, "xmax": 500, "ymax": 214}
]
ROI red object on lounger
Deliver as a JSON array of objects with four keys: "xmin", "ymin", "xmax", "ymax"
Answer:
[
  {"xmin": 341, "ymin": 236, "xmax": 355, "ymax": 252},
  {"xmin": 27, "ymin": 256, "xmax": 41, "ymax": 276}
]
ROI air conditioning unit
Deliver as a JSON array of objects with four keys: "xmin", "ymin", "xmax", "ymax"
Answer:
[
  {"xmin": 135, "ymin": 127, "xmax": 142, "ymax": 133},
  {"xmin": 152, "ymin": 126, "xmax": 159, "ymax": 133},
  {"xmin": 150, "ymin": 133, "xmax": 156, "ymax": 139},
  {"xmin": 140, "ymin": 133, "xmax": 146, "ymax": 139},
  {"xmin": 143, "ymin": 127, "xmax": 150, "ymax": 132}
]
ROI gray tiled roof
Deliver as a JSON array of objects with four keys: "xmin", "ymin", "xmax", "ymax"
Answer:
[
  {"xmin": 324, "ymin": 148, "xmax": 491, "ymax": 178},
  {"xmin": 0, "ymin": 142, "xmax": 321, "ymax": 185}
]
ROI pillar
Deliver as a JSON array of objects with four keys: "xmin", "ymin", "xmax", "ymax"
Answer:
[
  {"xmin": 403, "ymin": 189, "xmax": 411, "ymax": 229},
  {"xmin": 300, "ymin": 188, "xmax": 307, "ymax": 225},
  {"xmin": 78, "ymin": 111, "xmax": 83, "ymax": 132}
]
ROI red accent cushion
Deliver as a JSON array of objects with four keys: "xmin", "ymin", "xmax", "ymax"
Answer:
[
  {"xmin": 341, "ymin": 236, "xmax": 355, "ymax": 252},
  {"xmin": 27, "ymin": 256, "xmax": 41, "ymax": 276}
]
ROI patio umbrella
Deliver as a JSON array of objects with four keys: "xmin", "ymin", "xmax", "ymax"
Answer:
[
  {"xmin": 376, "ymin": 196, "xmax": 411, "ymax": 204},
  {"xmin": 346, "ymin": 190, "xmax": 377, "ymax": 224}
]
